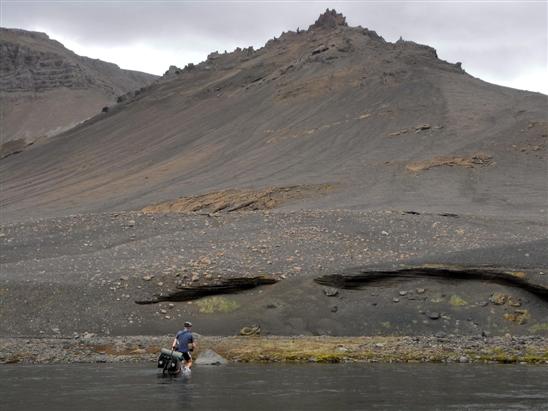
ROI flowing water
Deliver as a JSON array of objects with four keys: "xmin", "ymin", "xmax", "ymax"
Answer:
[{"xmin": 1, "ymin": 363, "xmax": 547, "ymax": 410}]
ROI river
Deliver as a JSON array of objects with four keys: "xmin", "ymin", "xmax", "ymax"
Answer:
[{"xmin": 1, "ymin": 363, "xmax": 547, "ymax": 410}]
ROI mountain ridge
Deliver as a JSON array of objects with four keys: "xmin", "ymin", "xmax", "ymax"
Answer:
[
  {"xmin": 0, "ymin": 27, "xmax": 157, "ymax": 156},
  {"xmin": 1, "ymin": 10, "xmax": 546, "ymax": 221}
]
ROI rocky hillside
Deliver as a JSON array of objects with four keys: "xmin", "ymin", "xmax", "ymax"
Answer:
[
  {"xmin": 0, "ymin": 11, "xmax": 546, "ymax": 340},
  {"xmin": 1, "ymin": 10, "xmax": 546, "ymax": 220},
  {"xmin": 0, "ymin": 27, "xmax": 157, "ymax": 156}
]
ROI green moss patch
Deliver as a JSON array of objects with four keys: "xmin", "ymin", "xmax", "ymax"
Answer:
[
  {"xmin": 196, "ymin": 296, "xmax": 240, "ymax": 314},
  {"xmin": 449, "ymin": 295, "xmax": 468, "ymax": 306}
]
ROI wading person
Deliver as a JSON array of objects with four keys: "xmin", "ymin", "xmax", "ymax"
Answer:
[{"xmin": 172, "ymin": 321, "xmax": 196, "ymax": 371}]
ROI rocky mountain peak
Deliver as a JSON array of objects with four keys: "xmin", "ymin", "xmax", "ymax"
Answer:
[
  {"xmin": 310, "ymin": 9, "xmax": 348, "ymax": 29},
  {"xmin": 0, "ymin": 27, "xmax": 50, "ymax": 41}
]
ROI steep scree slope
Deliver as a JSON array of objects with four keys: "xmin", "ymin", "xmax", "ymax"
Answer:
[{"xmin": 1, "ymin": 11, "xmax": 546, "ymax": 220}]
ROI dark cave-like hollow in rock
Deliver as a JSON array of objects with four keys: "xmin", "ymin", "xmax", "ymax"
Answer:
[
  {"xmin": 314, "ymin": 265, "xmax": 548, "ymax": 302},
  {"xmin": 135, "ymin": 276, "xmax": 278, "ymax": 305}
]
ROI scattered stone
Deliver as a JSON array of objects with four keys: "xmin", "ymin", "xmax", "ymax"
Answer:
[
  {"xmin": 504, "ymin": 309, "xmax": 530, "ymax": 325},
  {"xmin": 507, "ymin": 297, "xmax": 522, "ymax": 307},
  {"xmin": 426, "ymin": 312, "xmax": 440, "ymax": 320},
  {"xmin": 435, "ymin": 331, "xmax": 447, "ymax": 338},
  {"xmin": 195, "ymin": 349, "xmax": 228, "ymax": 365},
  {"xmin": 392, "ymin": 297, "xmax": 400, "ymax": 303},
  {"xmin": 142, "ymin": 275, "xmax": 153, "ymax": 281},
  {"xmin": 399, "ymin": 290, "xmax": 408, "ymax": 296},
  {"xmin": 240, "ymin": 325, "xmax": 261, "ymax": 336},
  {"xmin": 489, "ymin": 293, "xmax": 507, "ymax": 305},
  {"xmin": 198, "ymin": 256, "xmax": 211, "ymax": 265},
  {"xmin": 415, "ymin": 124, "xmax": 431, "ymax": 131},
  {"xmin": 330, "ymin": 305, "xmax": 338, "ymax": 313},
  {"xmin": 323, "ymin": 287, "xmax": 339, "ymax": 297},
  {"xmin": 416, "ymin": 288, "xmax": 426, "ymax": 294},
  {"xmin": 127, "ymin": 220, "xmax": 135, "ymax": 227},
  {"xmin": 459, "ymin": 356, "xmax": 469, "ymax": 363}
]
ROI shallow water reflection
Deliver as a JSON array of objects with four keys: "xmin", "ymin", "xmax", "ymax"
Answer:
[{"xmin": 1, "ymin": 363, "xmax": 547, "ymax": 410}]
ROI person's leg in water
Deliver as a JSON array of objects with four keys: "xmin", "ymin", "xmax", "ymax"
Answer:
[{"xmin": 183, "ymin": 352, "xmax": 193, "ymax": 370}]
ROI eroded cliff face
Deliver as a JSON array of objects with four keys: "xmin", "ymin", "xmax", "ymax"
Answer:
[
  {"xmin": 1, "ymin": 31, "xmax": 92, "ymax": 92},
  {"xmin": 0, "ymin": 27, "xmax": 157, "ymax": 153}
]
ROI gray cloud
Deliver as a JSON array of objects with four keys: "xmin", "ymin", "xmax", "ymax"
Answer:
[{"xmin": 2, "ymin": 1, "xmax": 546, "ymax": 92}]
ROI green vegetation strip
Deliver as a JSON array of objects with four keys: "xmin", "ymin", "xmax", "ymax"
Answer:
[{"xmin": 1, "ymin": 336, "xmax": 547, "ymax": 365}]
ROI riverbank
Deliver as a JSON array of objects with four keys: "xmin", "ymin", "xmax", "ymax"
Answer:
[{"xmin": 1, "ymin": 335, "xmax": 547, "ymax": 365}]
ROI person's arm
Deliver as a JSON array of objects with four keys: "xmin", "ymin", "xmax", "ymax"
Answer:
[
  {"xmin": 189, "ymin": 336, "xmax": 196, "ymax": 351},
  {"xmin": 172, "ymin": 337, "xmax": 178, "ymax": 350}
]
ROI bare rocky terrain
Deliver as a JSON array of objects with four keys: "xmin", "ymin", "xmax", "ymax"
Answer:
[
  {"xmin": 1, "ymin": 11, "xmax": 546, "ymax": 220},
  {"xmin": 1, "ymin": 209, "xmax": 546, "ymax": 339},
  {"xmin": 0, "ymin": 11, "xmax": 546, "ymax": 359},
  {"xmin": 0, "ymin": 27, "xmax": 157, "ymax": 156}
]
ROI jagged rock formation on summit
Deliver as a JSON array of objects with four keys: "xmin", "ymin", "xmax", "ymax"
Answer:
[
  {"xmin": 0, "ymin": 28, "xmax": 157, "ymax": 156},
  {"xmin": 0, "ymin": 10, "xmax": 546, "ymax": 221},
  {"xmin": 310, "ymin": 8, "xmax": 348, "ymax": 29}
]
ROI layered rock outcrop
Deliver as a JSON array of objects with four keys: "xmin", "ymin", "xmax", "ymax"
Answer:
[{"xmin": 0, "ymin": 28, "xmax": 157, "ymax": 155}]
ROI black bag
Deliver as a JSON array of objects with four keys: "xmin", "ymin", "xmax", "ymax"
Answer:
[
  {"xmin": 168, "ymin": 359, "xmax": 180, "ymax": 373},
  {"xmin": 157, "ymin": 352, "xmax": 171, "ymax": 368}
]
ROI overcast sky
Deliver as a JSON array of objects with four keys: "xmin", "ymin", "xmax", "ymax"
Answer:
[{"xmin": 1, "ymin": 1, "xmax": 547, "ymax": 93}]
